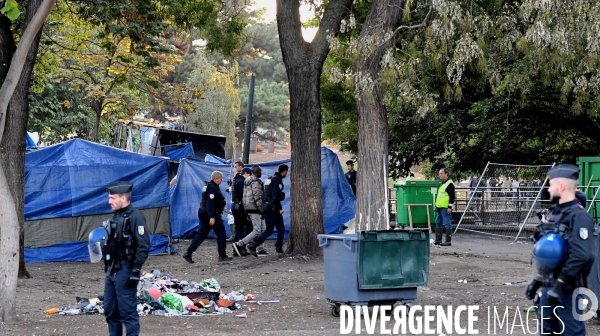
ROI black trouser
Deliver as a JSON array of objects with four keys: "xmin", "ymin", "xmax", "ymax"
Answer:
[
  {"xmin": 104, "ymin": 264, "xmax": 139, "ymax": 336},
  {"xmin": 232, "ymin": 206, "xmax": 252, "ymax": 243},
  {"xmin": 254, "ymin": 203, "xmax": 285, "ymax": 247},
  {"xmin": 187, "ymin": 207, "xmax": 226, "ymax": 256}
]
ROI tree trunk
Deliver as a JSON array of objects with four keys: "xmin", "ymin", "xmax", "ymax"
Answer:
[
  {"xmin": 1, "ymin": 0, "xmax": 46, "ymax": 280},
  {"xmin": 0, "ymin": 0, "xmax": 56, "ymax": 322},
  {"xmin": 276, "ymin": 0, "xmax": 352, "ymax": 254},
  {"xmin": 354, "ymin": 0, "xmax": 403, "ymax": 231},
  {"xmin": 90, "ymin": 102, "xmax": 102, "ymax": 142}
]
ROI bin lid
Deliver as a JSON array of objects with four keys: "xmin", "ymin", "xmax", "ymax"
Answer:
[
  {"xmin": 396, "ymin": 180, "xmax": 440, "ymax": 188},
  {"xmin": 357, "ymin": 230, "xmax": 429, "ymax": 289}
]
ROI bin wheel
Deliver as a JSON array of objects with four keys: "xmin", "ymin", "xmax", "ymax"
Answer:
[{"xmin": 331, "ymin": 304, "xmax": 340, "ymax": 317}]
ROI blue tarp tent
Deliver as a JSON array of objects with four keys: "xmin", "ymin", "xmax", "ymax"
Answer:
[
  {"xmin": 169, "ymin": 147, "xmax": 355, "ymax": 239},
  {"xmin": 24, "ymin": 139, "xmax": 172, "ymax": 262},
  {"xmin": 26, "ymin": 132, "xmax": 37, "ymax": 149},
  {"xmin": 164, "ymin": 142, "xmax": 195, "ymax": 162},
  {"xmin": 204, "ymin": 154, "xmax": 231, "ymax": 164}
]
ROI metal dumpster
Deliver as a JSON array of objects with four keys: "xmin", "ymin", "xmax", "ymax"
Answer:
[{"xmin": 318, "ymin": 230, "xmax": 430, "ymax": 316}]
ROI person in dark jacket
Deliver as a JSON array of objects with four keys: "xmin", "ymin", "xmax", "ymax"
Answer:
[
  {"xmin": 234, "ymin": 165, "xmax": 267, "ymax": 256},
  {"xmin": 103, "ymin": 181, "xmax": 150, "ymax": 336},
  {"xmin": 524, "ymin": 164, "xmax": 595, "ymax": 335},
  {"xmin": 345, "ymin": 160, "xmax": 357, "ymax": 195},
  {"xmin": 182, "ymin": 170, "xmax": 232, "ymax": 263},
  {"xmin": 247, "ymin": 164, "xmax": 288, "ymax": 256},
  {"xmin": 231, "ymin": 167, "xmax": 252, "ymax": 255}
]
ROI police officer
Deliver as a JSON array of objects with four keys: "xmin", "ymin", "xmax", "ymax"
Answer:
[
  {"xmin": 103, "ymin": 181, "xmax": 150, "ymax": 336},
  {"xmin": 524, "ymin": 164, "xmax": 595, "ymax": 335},
  {"xmin": 345, "ymin": 160, "xmax": 357, "ymax": 195},
  {"xmin": 247, "ymin": 164, "xmax": 288, "ymax": 256},
  {"xmin": 231, "ymin": 167, "xmax": 253, "ymax": 256},
  {"xmin": 434, "ymin": 168, "xmax": 455, "ymax": 246},
  {"xmin": 227, "ymin": 161, "xmax": 245, "ymax": 240},
  {"xmin": 182, "ymin": 170, "xmax": 232, "ymax": 263}
]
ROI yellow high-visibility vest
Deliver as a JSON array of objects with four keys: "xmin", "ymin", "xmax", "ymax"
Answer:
[{"xmin": 436, "ymin": 179, "xmax": 454, "ymax": 208}]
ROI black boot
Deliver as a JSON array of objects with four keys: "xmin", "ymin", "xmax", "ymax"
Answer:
[
  {"xmin": 247, "ymin": 241, "xmax": 258, "ymax": 257},
  {"xmin": 441, "ymin": 230, "xmax": 452, "ymax": 246},
  {"xmin": 239, "ymin": 245, "xmax": 250, "ymax": 256},
  {"xmin": 434, "ymin": 228, "xmax": 443, "ymax": 245},
  {"xmin": 219, "ymin": 254, "xmax": 233, "ymax": 262},
  {"xmin": 276, "ymin": 246, "xmax": 284, "ymax": 254},
  {"xmin": 182, "ymin": 251, "xmax": 194, "ymax": 263}
]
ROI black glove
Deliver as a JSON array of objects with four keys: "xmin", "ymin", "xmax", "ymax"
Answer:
[
  {"xmin": 127, "ymin": 269, "xmax": 141, "ymax": 287},
  {"xmin": 547, "ymin": 281, "xmax": 565, "ymax": 305},
  {"xmin": 525, "ymin": 280, "xmax": 542, "ymax": 300}
]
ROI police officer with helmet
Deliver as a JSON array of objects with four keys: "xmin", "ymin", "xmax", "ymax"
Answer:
[
  {"xmin": 247, "ymin": 164, "xmax": 288, "ymax": 256},
  {"xmin": 182, "ymin": 170, "xmax": 233, "ymax": 263},
  {"xmin": 524, "ymin": 164, "xmax": 595, "ymax": 335},
  {"xmin": 93, "ymin": 181, "xmax": 150, "ymax": 336}
]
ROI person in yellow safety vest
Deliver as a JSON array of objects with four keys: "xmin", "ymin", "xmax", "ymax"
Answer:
[{"xmin": 435, "ymin": 168, "xmax": 456, "ymax": 246}]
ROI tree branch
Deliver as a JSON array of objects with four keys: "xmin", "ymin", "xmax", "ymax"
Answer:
[
  {"xmin": 378, "ymin": 5, "xmax": 432, "ymax": 47},
  {"xmin": 311, "ymin": 0, "xmax": 354, "ymax": 63},
  {"xmin": 0, "ymin": 0, "xmax": 56, "ymax": 142}
]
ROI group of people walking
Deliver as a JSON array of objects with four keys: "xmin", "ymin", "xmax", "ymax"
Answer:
[{"xmin": 182, "ymin": 162, "xmax": 289, "ymax": 263}]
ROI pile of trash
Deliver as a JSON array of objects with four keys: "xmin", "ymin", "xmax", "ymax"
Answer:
[{"xmin": 45, "ymin": 270, "xmax": 278, "ymax": 317}]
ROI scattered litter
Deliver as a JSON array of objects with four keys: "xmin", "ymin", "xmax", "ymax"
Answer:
[
  {"xmin": 524, "ymin": 307, "xmax": 536, "ymax": 313},
  {"xmin": 458, "ymin": 280, "xmax": 463, "ymax": 283},
  {"xmin": 248, "ymin": 307, "xmax": 256, "ymax": 312},
  {"xmin": 235, "ymin": 313, "xmax": 247, "ymax": 318},
  {"xmin": 505, "ymin": 282, "xmax": 512, "ymax": 285},
  {"xmin": 44, "ymin": 271, "xmax": 264, "ymax": 317}
]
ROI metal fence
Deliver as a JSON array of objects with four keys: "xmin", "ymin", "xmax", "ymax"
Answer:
[{"xmin": 454, "ymin": 162, "xmax": 554, "ymax": 240}]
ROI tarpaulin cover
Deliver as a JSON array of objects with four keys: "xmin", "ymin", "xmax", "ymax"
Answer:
[
  {"xmin": 164, "ymin": 142, "xmax": 195, "ymax": 162},
  {"xmin": 24, "ymin": 234, "xmax": 170, "ymax": 263},
  {"xmin": 26, "ymin": 132, "xmax": 37, "ymax": 149},
  {"xmin": 25, "ymin": 138, "xmax": 170, "ymax": 220},
  {"xmin": 169, "ymin": 147, "xmax": 356, "ymax": 239},
  {"xmin": 205, "ymin": 154, "xmax": 231, "ymax": 164}
]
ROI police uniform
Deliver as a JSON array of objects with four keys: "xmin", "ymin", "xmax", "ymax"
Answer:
[
  {"xmin": 103, "ymin": 182, "xmax": 150, "ymax": 336},
  {"xmin": 248, "ymin": 170, "xmax": 286, "ymax": 256},
  {"xmin": 345, "ymin": 170, "xmax": 357, "ymax": 195},
  {"xmin": 182, "ymin": 178, "xmax": 230, "ymax": 262},
  {"xmin": 232, "ymin": 169, "xmax": 252, "ymax": 247},
  {"xmin": 525, "ymin": 164, "xmax": 595, "ymax": 335}
]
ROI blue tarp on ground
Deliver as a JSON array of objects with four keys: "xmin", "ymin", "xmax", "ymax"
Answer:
[
  {"xmin": 165, "ymin": 142, "xmax": 195, "ymax": 162},
  {"xmin": 169, "ymin": 147, "xmax": 356, "ymax": 239},
  {"xmin": 25, "ymin": 139, "xmax": 170, "ymax": 220}
]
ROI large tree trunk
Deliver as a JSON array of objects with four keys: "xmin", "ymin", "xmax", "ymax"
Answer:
[
  {"xmin": 1, "ymin": 0, "xmax": 46, "ymax": 280},
  {"xmin": 0, "ymin": 0, "xmax": 56, "ymax": 322},
  {"xmin": 354, "ymin": 0, "xmax": 403, "ymax": 231},
  {"xmin": 276, "ymin": 0, "xmax": 352, "ymax": 254}
]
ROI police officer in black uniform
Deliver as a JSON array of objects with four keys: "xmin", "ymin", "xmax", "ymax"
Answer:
[
  {"xmin": 231, "ymin": 167, "xmax": 253, "ymax": 256},
  {"xmin": 247, "ymin": 164, "xmax": 288, "ymax": 256},
  {"xmin": 103, "ymin": 182, "xmax": 150, "ymax": 336},
  {"xmin": 345, "ymin": 160, "xmax": 357, "ymax": 195},
  {"xmin": 524, "ymin": 164, "xmax": 595, "ymax": 335},
  {"xmin": 182, "ymin": 170, "xmax": 232, "ymax": 263}
]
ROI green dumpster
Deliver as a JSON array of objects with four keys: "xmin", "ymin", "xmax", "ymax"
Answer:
[{"xmin": 394, "ymin": 180, "xmax": 440, "ymax": 228}]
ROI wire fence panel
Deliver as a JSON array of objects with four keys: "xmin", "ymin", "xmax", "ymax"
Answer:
[{"xmin": 454, "ymin": 162, "xmax": 554, "ymax": 240}]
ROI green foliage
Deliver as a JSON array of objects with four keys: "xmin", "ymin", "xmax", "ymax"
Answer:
[
  {"xmin": 28, "ymin": 82, "xmax": 98, "ymax": 143},
  {"xmin": 321, "ymin": 0, "xmax": 600, "ymax": 178},
  {"xmin": 239, "ymin": 80, "xmax": 289, "ymax": 138},
  {"xmin": 186, "ymin": 54, "xmax": 240, "ymax": 145},
  {"xmin": 0, "ymin": 0, "xmax": 20, "ymax": 21}
]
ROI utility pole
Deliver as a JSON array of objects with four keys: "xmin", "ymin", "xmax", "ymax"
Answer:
[{"xmin": 242, "ymin": 73, "xmax": 255, "ymax": 164}]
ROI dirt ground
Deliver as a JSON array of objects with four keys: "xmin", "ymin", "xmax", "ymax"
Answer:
[{"xmin": 3, "ymin": 232, "xmax": 600, "ymax": 336}]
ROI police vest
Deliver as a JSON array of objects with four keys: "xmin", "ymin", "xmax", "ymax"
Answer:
[
  {"xmin": 264, "ymin": 176, "xmax": 274, "ymax": 202},
  {"xmin": 201, "ymin": 181, "xmax": 214, "ymax": 207},
  {"xmin": 436, "ymin": 179, "xmax": 453, "ymax": 208}
]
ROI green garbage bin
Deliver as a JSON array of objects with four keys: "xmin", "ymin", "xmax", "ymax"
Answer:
[{"xmin": 394, "ymin": 180, "xmax": 440, "ymax": 228}]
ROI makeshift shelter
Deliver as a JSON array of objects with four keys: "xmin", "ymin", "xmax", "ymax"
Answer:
[
  {"xmin": 169, "ymin": 147, "xmax": 356, "ymax": 239},
  {"xmin": 24, "ymin": 139, "xmax": 171, "ymax": 263}
]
